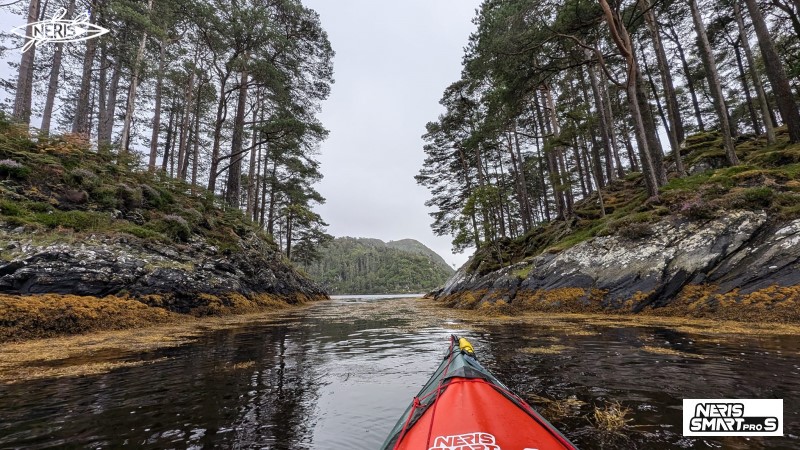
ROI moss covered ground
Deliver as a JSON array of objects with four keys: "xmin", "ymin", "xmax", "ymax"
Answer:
[{"xmin": 0, "ymin": 118, "xmax": 273, "ymax": 253}]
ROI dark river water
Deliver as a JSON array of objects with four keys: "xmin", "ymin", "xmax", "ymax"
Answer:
[{"xmin": 0, "ymin": 295, "xmax": 798, "ymax": 449}]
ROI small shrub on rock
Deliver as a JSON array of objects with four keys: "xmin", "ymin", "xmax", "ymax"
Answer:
[
  {"xmin": 62, "ymin": 189, "xmax": 89, "ymax": 204},
  {"xmin": 140, "ymin": 184, "xmax": 163, "ymax": 208},
  {"xmin": 679, "ymin": 197, "xmax": 717, "ymax": 220},
  {"xmin": 151, "ymin": 214, "xmax": 191, "ymax": 242},
  {"xmin": 33, "ymin": 210, "xmax": 111, "ymax": 231},
  {"xmin": 618, "ymin": 222, "xmax": 654, "ymax": 240},
  {"xmin": 117, "ymin": 184, "xmax": 143, "ymax": 209},
  {"xmin": 0, "ymin": 199, "xmax": 24, "ymax": 216},
  {"xmin": 742, "ymin": 186, "xmax": 774, "ymax": 207},
  {"xmin": 91, "ymin": 185, "xmax": 120, "ymax": 209},
  {"xmin": 65, "ymin": 168, "xmax": 99, "ymax": 189},
  {"xmin": 180, "ymin": 208, "xmax": 203, "ymax": 225},
  {"xmin": 0, "ymin": 159, "xmax": 30, "ymax": 179}
]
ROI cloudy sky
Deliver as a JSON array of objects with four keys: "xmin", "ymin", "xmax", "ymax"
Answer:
[
  {"xmin": 0, "ymin": 1, "xmax": 481, "ymax": 268},
  {"xmin": 303, "ymin": 0, "xmax": 480, "ymax": 268}
]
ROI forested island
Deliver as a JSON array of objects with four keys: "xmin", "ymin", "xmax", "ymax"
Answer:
[
  {"xmin": 419, "ymin": 0, "xmax": 800, "ymax": 321},
  {"xmin": 0, "ymin": 0, "xmax": 334, "ymax": 340},
  {"xmin": 300, "ymin": 237, "xmax": 454, "ymax": 294}
]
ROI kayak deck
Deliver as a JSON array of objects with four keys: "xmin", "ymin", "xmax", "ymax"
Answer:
[{"xmin": 381, "ymin": 336, "xmax": 577, "ymax": 450}]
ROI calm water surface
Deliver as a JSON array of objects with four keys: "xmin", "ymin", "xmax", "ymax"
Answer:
[{"xmin": 0, "ymin": 296, "xmax": 798, "ymax": 449}]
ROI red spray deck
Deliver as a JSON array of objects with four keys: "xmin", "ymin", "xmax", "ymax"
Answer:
[{"xmin": 380, "ymin": 335, "xmax": 578, "ymax": 450}]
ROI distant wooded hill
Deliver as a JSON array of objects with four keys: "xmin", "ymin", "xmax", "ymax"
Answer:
[{"xmin": 300, "ymin": 238, "xmax": 455, "ymax": 294}]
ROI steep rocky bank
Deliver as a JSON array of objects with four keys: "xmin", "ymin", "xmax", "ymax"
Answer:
[
  {"xmin": 435, "ymin": 211, "xmax": 800, "ymax": 321},
  {"xmin": 0, "ymin": 226, "xmax": 326, "ymax": 313}
]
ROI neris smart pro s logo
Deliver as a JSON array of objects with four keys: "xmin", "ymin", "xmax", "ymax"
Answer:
[{"xmin": 683, "ymin": 399, "xmax": 783, "ymax": 436}]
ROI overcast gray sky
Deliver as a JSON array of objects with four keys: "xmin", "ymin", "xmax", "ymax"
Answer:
[{"xmin": 303, "ymin": 0, "xmax": 480, "ymax": 268}]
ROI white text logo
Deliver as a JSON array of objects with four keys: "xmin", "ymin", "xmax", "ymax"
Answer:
[
  {"xmin": 683, "ymin": 399, "xmax": 783, "ymax": 436},
  {"xmin": 428, "ymin": 432, "xmax": 501, "ymax": 450},
  {"xmin": 10, "ymin": 8, "xmax": 109, "ymax": 53}
]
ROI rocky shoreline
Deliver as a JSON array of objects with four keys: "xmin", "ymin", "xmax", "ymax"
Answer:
[
  {"xmin": 433, "ymin": 211, "xmax": 800, "ymax": 322},
  {"xmin": 0, "ymin": 225, "xmax": 327, "ymax": 341}
]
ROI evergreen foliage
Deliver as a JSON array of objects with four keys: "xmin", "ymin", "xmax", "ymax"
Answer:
[
  {"xmin": 418, "ymin": 0, "xmax": 800, "ymax": 257},
  {"xmin": 301, "ymin": 237, "xmax": 455, "ymax": 295},
  {"xmin": 2, "ymin": 0, "xmax": 334, "ymax": 264}
]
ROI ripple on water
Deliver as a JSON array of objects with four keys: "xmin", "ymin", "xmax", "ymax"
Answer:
[{"xmin": 0, "ymin": 296, "xmax": 798, "ymax": 449}]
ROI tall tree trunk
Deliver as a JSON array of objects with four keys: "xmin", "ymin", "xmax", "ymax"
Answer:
[
  {"xmin": 207, "ymin": 75, "xmax": 230, "ymax": 193},
  {"xmin": 72, "ymin": 3, "xmax": 98, "ymax": 136},
  {"xmin": 743, "ymin": 0, "xmax": 800, "ymax": 142},
  {"xmin": 540, "ymin": 87, "xmax": 567, "ymax": 219},
  {"xmin": 667, "ymin": 21, "xmax": 705, "ymax": 132},
  {"xmin": 96, "ymin": 44, "xmax": 108, "ymax": 142},
  {"xmin": 246, "ymin": 92, "xmax": 260, "ymax": 218},
  {"xmin": 12, "ymin": 0, "xmax": 41, "ymax": 125},
  {"xmin": 572, "ymin": 137, "xmax": 588, "ymax": 197},
  {"xmin": 254, "ymin": 140, "xmax": 263, "ymax": 222},
  {"xmin": 689, "ymin": 0, "xmax": 739, "ymax": 165},
  {"xmin": 556, "ymin": 145, "xmax": 574, "ymax": 217},
  {"xmin": 161, "ymin": 96, "xmax": 176, "ymax": 172},
  {"xmin": 176, "ymin": 71, "xmax": 194, "ymax": 180},
  {"xmin": 601, "ymin": 73, "xmax": 626, "ymax": 177},
  {"xmin": 531, "ymin": 124, "xmax": 551, "ymax": 222},
  {"xmin": 638, "ymin": 51, "xmax": 669, "ymax": 183},
  {"xmin": 285, "ymin": 208, "xmax": 293, "ymax": 260},
  {"xmin": 267, "ymin": 162, "xmax": 278, "ymax": 235},
  {"xmin": 259, "ymin": 143, "xmax": 270, "ymax": 227},
  {"xmin": 190, "ymin": 81, "xmax": 202, "ymax": 193},
  {"xmin": 119, "ymin": 0, "xmax": 154, "ymax": 157},
  {"xmin": 585, "ymin": 57, "xmax": 614, "ymax": 183},
  {"xmin": 734, "ymin": 1, "xmax": 776, "ymax": 143},
  {"xmin": 644, "ymin": 1, "xmax": 686, "ymax": 176},
  {"xmin": 98, "ymin": 54, "xmax": 121, "ymax": 147},
  {"xmin": 148, "ymin": 39, "xmax": 167, "ymax": 170},
  {"xmin": 41, "ymin": 0, "xmax": 76, "ymax": 133},
  {"xmin": 512, "ymin": 125, "xmax": 534, "ymax": 229},
  {"xmin": 599, "ymin": 0, "xmax": 661, "ymax": 198},
  {"xmin": 225, "ymin": 67, "xmax": 249, "ymax": 207},
  {"xmin": 733, "ymin": 42, "xmax": 762, "ymax": 136},
  {"xmin": 582, "ymin": 142, "xmax": 606, "ymax": 216}
]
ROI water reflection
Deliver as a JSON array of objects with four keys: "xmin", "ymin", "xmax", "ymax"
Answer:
[{"xmin": 0, "ymin": 296, "xmax": 798, "ymax": 449}]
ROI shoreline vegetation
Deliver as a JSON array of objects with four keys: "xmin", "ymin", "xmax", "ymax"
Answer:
[
  {"xmin": 3, "ymin": 296, "xmax": 798, "ymax": 384},
  {"xmin": 0, "ymin": 300, "xmax": 320, "ymax": 384},
  {"xmin": 0, "ymin": 292, "xmax": 325, "ymax": 343}
]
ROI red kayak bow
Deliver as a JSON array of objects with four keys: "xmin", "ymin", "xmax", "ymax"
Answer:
[{"xmin": 380, "ymin": 335, "xmax": 577, "ymax": 450}]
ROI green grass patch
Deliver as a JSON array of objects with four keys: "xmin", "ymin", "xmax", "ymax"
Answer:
[
  {"xmin": 32, "ymin": 210, "xmax": 112, "ymax": 231},
  {"xmin": 0, "ymin": 200, "xmax": 25, "ymax": 216},
  {"xmin": 513, "ymin": 264, "xmax": 533, "ymax": 280},
  {"xmin": 117, "ymin": 224, "xmax": 166, "ymax": 241}
]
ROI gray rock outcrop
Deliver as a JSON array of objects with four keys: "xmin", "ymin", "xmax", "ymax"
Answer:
[
  {"xmin": 436, "ymin": 211, "xmax": 800, "ymax": 315},
  {"xmin": 0, "ymin": 227, "xmax": 326, "ymax": 312}
]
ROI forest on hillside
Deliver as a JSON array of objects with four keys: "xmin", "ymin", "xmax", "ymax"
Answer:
[
  {"xmin": 3, "ymin": 0, "xmax": 333, "ymax": 264},
  {"xmin": 301, "ymin": 237, "xmax": 454, "ymax": 295},
  {"xmin": 418, "ymin": 0, "xmax": 800, "ymax": 253}
]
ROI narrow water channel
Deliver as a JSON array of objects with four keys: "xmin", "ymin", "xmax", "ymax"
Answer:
[{"xmin": 0, "ymin": 295, "xmax": 797, "ymax": 449}]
